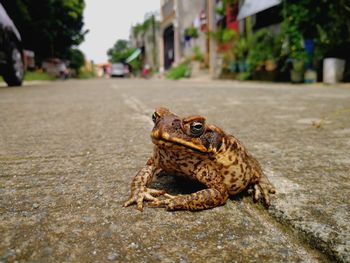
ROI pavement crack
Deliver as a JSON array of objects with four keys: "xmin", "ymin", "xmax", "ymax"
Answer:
[{"xmin": 121, "ymin": 94, "xmax": 153, "ymax": 127}]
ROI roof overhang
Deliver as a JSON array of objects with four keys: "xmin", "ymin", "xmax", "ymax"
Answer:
[
  {"xmin": 237, "ymin": 0, "xmax": 281, "ymax": 20},
  {"xmin": 125, "ymin": 48, "xmax": 142, "ymax": 63}
]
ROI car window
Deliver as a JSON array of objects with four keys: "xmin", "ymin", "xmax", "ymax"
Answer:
[{"xmin": 112, "ymin": 64, "xmax": 124, "ymax": 69}]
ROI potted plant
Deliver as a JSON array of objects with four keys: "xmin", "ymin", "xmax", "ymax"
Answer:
[
  {"xmin": 184, "ymin": 27, "xmax": 199, "ymax": 39},
  {"xmin": 316, "ymin": 25, "xmax": 347, "ymax": 83},
  {"xmin": 265, "ymin": 35, "xmax": 281, "ymax": 72},
  {"xmin": 190, "ymin": 46, "xmax": 205, "ymax": 76},
  {"xmin": 234, "ymin": 37, "xmax": 249, "ymax": 72},
  {"xmin": 209, "ymin": 28, "xmax": 237, "ymax": 52},
  {"xmin": 286, "ymin": 37, "xmax": 307, "ymax": 83},
  {"xmin": 290, "ymin": 59, "xmax": 304, "ymax": 83}
]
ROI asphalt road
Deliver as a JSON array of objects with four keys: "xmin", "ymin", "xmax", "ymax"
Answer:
[{"xmin": 0, "ymin": 78, "xmax": 349, "ymax": 262}]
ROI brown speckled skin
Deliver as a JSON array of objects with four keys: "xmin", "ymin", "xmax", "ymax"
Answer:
[{"xmin": 123, "ymin": 108, "xmax": 276, "ymax": 211}]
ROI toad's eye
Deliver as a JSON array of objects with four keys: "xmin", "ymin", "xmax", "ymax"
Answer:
[
  {"xmin": 190, "ymin": 121, "xmax": 204, "ymax": 136},
  {"xmin": 152, "ymin": 112, "xmax": 159, "ymax": 123}
]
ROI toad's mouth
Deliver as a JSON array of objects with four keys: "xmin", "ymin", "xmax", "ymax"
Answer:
[{"xmin": 151, "ymin": 132, "xmax": 208, "ymax": 154}]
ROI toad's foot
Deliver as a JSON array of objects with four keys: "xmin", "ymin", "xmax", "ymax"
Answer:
[
  {"xmin": 147, "ymin": 194, "xmax": 176, "ymax": 209},
  {"xmin": 123, "ymin": 187, "xmax": 166, "ymax": 211},
  {"xmin": 149, "ymin": 188, "xmax": 228, "ymax": 211},
  {"xmin": 252, "ymin": 177, "xmax": 276, "ymax": 207}
]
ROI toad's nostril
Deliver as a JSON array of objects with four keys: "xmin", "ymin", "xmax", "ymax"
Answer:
[{"xmin": 172, "ymin": 119, "xmax": 181, "ymax": 129}]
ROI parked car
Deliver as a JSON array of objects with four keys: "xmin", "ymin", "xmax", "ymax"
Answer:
[
  {"xmin": 110, "ymin": 63, "xmax": 129, "ymax": 77},
  {"xmin": 42, "ymin": 58, "xmax": 69, "ymax": 79},
  {"xmin": 0, "ymin": 3, "xmax": 25, "ymax": 86}
]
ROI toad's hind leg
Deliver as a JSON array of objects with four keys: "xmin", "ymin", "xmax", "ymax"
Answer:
[
  {"xmin": 149, "ymin": 185, "xmax": 229, "ymax": 211},
  {"xmin": 252, "ymin": 173, "xmax": 276, "ymax": 207}
]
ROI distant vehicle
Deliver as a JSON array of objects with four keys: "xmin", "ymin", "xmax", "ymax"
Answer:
[
  {"xmin": 110, "ymin": 63, "xmax": 129, "ymax": 77},
  {"xmin": 42, "ymin": 58, "xmax": 69, "ymax": 79},
  {"xmin": 23, "ymin": 49, "xmax": 35, "ymax": 70},
  {"xmin": 0, "ymin": 3, "xmax": 25, "ymax": 86}
]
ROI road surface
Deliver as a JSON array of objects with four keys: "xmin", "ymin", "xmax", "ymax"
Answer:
[{"xmin": 1, "ymin": 79, "xmax": 349, "ymax": 262}]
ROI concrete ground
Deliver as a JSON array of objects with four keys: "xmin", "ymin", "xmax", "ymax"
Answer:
[{"xmin": 0, "ymin": 79, "xmax": 349, "ymax": 262}]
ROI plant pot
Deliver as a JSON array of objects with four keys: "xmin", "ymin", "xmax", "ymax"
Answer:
[
  {"xmin": 229, "ymin": 62, "xmax": 238, "ymax": 73},
  {"xmin": 304, "ymin": 69, "xmax": 317, "ymax": 83},
  {"xmin": 290, "ymin": 70, "xmax": 303, "ymax": 83},
  {"xmin": 217, "ymin": 42, "xmax": 231, "ymax": 53},
  {"xmin": 323, "ymin": 58, "xmax": 345, "ymax": 84},
  {"xmin": 238, "ymin": 61, "xmax": 247, "ymax": 72},
  {"xmin": 190, "ymin": 61, "xmax": 201, "ymax": 77},
  {"xmin": 292, "ymin": 60, "xmax": 304, "ymax": 72},
  {"xmin": 253, "ymin": 69, "xmax": 276, "ymax": 81}
]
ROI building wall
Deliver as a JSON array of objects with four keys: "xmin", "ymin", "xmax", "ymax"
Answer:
[
  {"xmin": 160, "ymin": 0, "xmax": 209, "ymax": 70},
  {"xmin": 159, "ymin": 0, "xmax": 175, "ymax": 71},
  {"xmin": 129, "ymin": 16, "xmax": 160, "ymax": 71},
  {"xmin": 143, "ymin": 20, "xmax": 160, "ymax": 69},
  {"xmin": 177, "ymin": 0, "xmax": 207, "ymax": 59}
]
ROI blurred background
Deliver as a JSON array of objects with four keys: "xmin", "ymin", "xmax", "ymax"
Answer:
[
  {"xmin": 0, "ymin": 0, "xmax": 349, "ymax": 86},
  {"xmin": 1, "ymin": 2, "xmax": 350, "ymax": 262}
]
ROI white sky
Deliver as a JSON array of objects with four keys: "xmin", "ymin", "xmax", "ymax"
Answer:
[{"xmin": 79, "ymin": 0, "xmax": 160, "ymax": 63}]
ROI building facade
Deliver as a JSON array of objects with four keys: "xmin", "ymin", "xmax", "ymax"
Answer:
[
  {"xmin": 159, "ymin": 0, "xmax": 245, "ymax": 77},
  {"xmin": 130, "ymin": 14, "xmax": 160, "ymax": 71},
  {"xmin": 159, "ymin": 0, "xmax": 216, "ymax": 73}
]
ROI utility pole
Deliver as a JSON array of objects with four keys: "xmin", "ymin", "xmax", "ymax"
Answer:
[
  {"xmin": 151, "ymin": 14, "xmax": 157, "ymax": 70},
  {"xmin": 174, "ymin": 0, "xmax": 181, "ymax": 65},
  {"xmin": 208, "ymin": 0, "xmax": 217, "ymax": 78}
]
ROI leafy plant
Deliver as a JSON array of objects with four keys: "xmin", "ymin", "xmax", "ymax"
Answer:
[
  {"xmin": 292, "ymin": 60, "xmax": 304, "ymax": 72},
  {"xmin": 231, "ymin": 29, "xmax": 282, "ymax": 78},
  {"xmin": 185, "ymin": 27, "xmax": 199, "ymax": 39},
  {"xmin": 78, "ymin": 68, "xmax": 96, "ymax": 79},
  {"xmin": 312, "ymin": 1, "xmax": 350, "ymax": 58},
  {"xmin": 107, "ymin": 40, "xmax": 142, "ymax": 73},
  {"xmin": 234, "ymin": 37, "xmax": 249, "ymax": 61},
  {"xmin": 246, "ymin": 29, "xmax": 281, "ymax": 71},
  {"xmin": 215, "ymin": 0, "xmax": 238, "ymax": 15},
  {"xmin": 214, "ymin": 1, "xmax": 225, "ymax": 16},
  {"xmin": 67, "ymin": 48, "xmax": 85, "ymax": 75},
  {"xmin": 166, "ymin": 63, "xmax": 190, "ymax": 80},
  {"xmin": 281, "ymin": 0, "xmax": 350, "ymax": 61},
  {"xmin": 133, "ymin": 24, "xmax": 144, "ymax": 37},
  {"xmin": 191, "ymin": 46, "xmax": 204, "ymax": 62},
  {"xmin": 107, "ymin": 40, "xmax": 131, "ymax": 62},
  {"xmin": 24, "ymin": 71, "xmax": 55, "ymax": 81},
  {"xmin": 281, "ymin": 1, "xmax": 308, "ymax": 61},
  {"xmin": 222, "ymin": 28, "xmax": 237, "ymax": 42},
  {"xmin": 208, "ymin": 28, "xmax": 237, "ymax": 43},
  {"xmin": 133, "ymin": 14, "xmax": 159, "ymax": 38},
  {"xmin": 237, "ymin": 72, "xmax": 250, "ymax": 80}
]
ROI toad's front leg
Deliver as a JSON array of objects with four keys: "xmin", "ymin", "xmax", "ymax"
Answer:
[{"xmin": 123, "ymin": 158, "xmax": 165, "ymax": 211}]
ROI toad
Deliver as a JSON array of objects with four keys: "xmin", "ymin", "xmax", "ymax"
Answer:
[{"xmin": 123, "ymin": 108, "xmax": 275, "ymax": 211}]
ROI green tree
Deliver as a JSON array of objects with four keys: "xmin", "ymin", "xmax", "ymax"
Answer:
[
  {"xmin": 107, "ymin": 39, "xmax": 132, "ymax": 62},
  {"xmin": 282, "ymin": 0, "xmax": 350, "ymax": 60},
  {"xmin": 107, "ymin": 40, "xmax": 129, "ymax": 57},
  {"xmin": 107, "ymin": 39, "xmax": 142, "ymax": 73},
  {"xmin": 313, "ymin": 0, "xmax": 350, "ymax": 58},
  {"xmin": 281, "ymin": 1, "xmax": 309, "ymax": 60},
  {"xmin": 0, "ymin": 0, "xmax": 87, "ymax": 63},
  {"xmin": 67, "ymin": 48, "xmax": 85, "ymax": 75}
]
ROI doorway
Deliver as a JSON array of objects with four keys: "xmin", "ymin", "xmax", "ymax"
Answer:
[{"xmin": 163, "ymin": 25, "xmax": 174, "ymax": 70}]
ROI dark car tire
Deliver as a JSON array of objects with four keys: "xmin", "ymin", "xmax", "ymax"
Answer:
[{"xmin": 3, "ymin": 42, "xmax": 25, "ymax": 87}]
